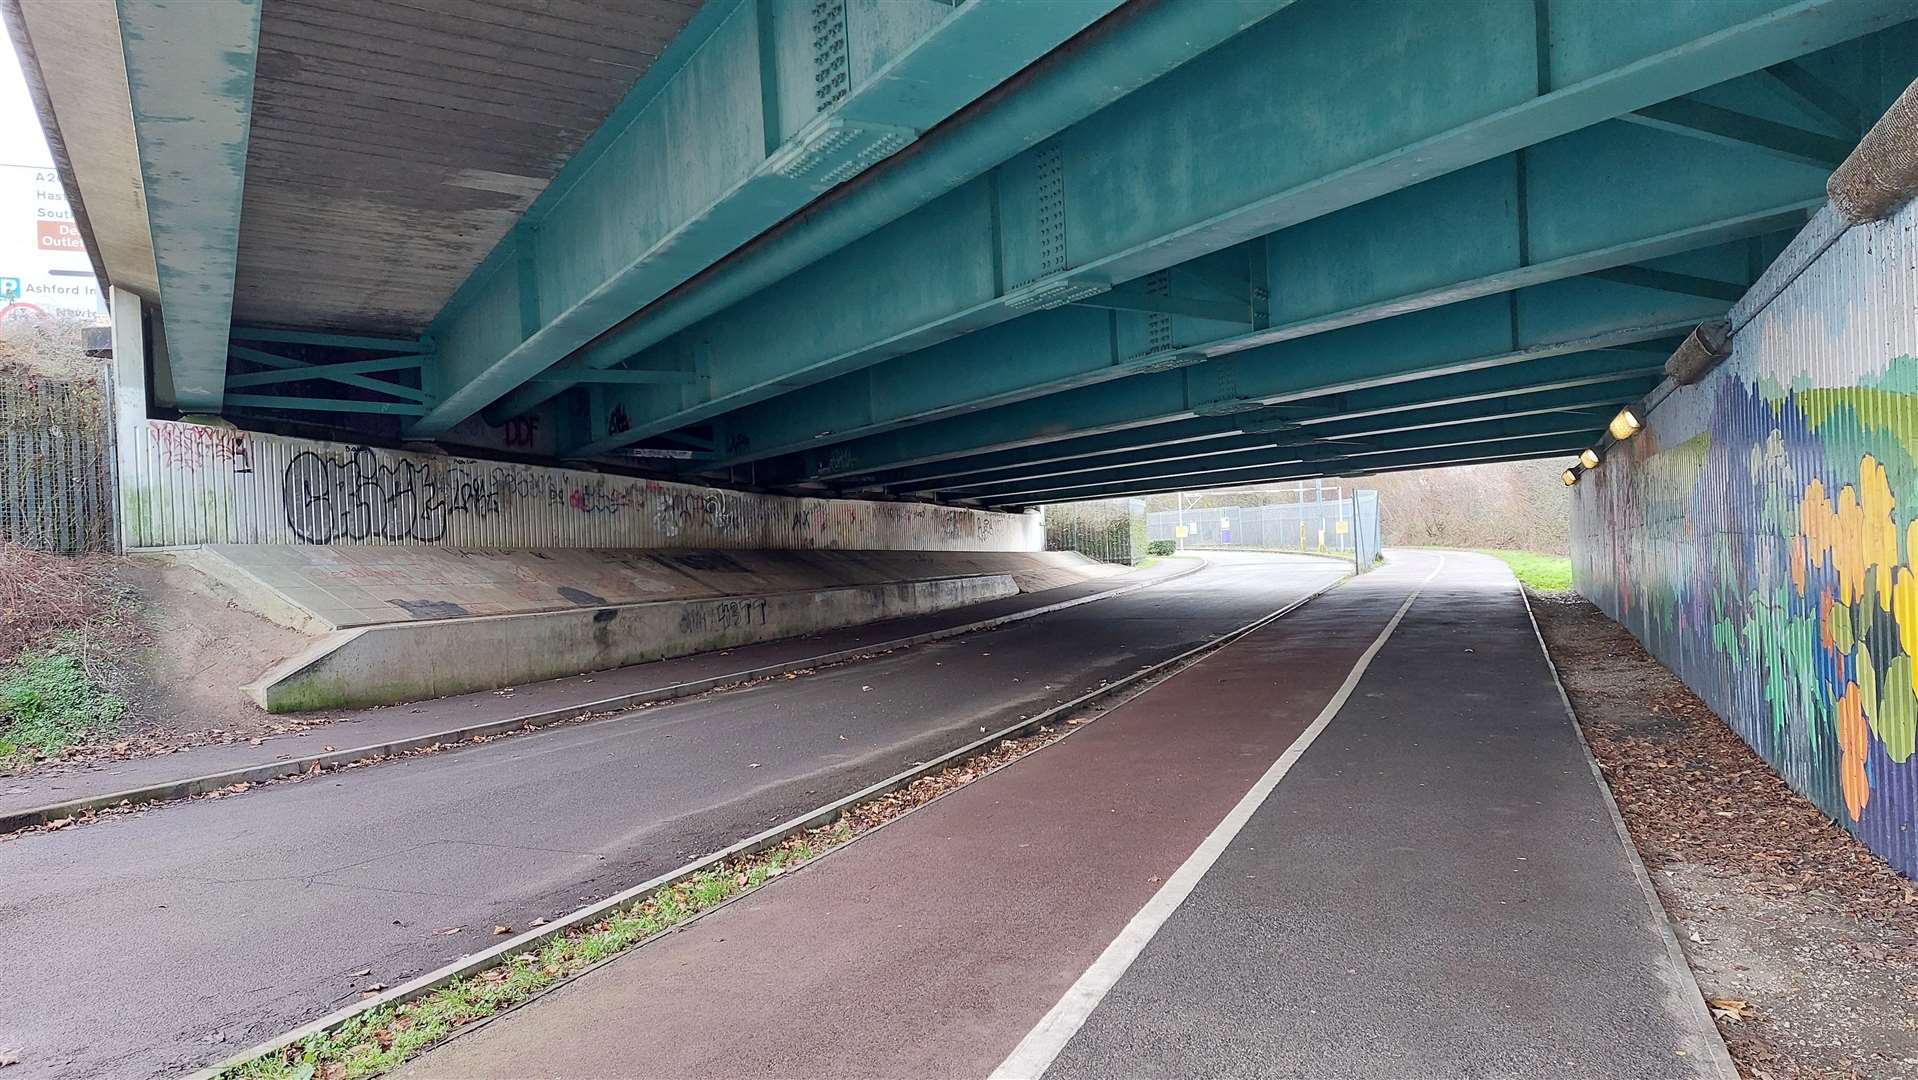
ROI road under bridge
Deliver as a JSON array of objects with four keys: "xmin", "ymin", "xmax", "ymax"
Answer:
[{"xmin": 6, "ymin": 3, "xmax": 1918, "ymax": 1078}]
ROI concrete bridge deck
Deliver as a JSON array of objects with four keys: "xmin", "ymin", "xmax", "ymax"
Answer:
[{"xmin": 390, "ymin": 551, "xmax": 1727, "ymax": 1080}]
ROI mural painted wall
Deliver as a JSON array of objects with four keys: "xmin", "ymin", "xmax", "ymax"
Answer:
[
  {"xmin": 119, "ymin": 419, "xmax": 1042, "ymax": 554},
  {"xmin": 1572, "ymin": 199, "xmax": 1918, "ymax": 874}
]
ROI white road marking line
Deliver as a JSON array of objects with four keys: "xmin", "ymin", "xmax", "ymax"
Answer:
[{"xmin": 988, "ymin": 555, "xmax": 1446, "ymax": 1080}]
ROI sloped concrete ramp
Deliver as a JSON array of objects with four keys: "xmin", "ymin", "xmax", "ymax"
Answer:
[
  {"xmin": 161, "ymin": 546, "xmax": 1122, "ymax": 711},
  {"xmin": 191, "ymin": 545, "xmax": 1111, "ymax": 630}
]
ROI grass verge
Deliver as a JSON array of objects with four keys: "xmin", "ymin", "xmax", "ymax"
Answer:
[
  {"xmin": 1475, "ymin": 548, "xmax": 1573, "ymax": 592},
  {"xmin": 0, "ymin": 635, "xmax": 128, "ymax": 768},
  {"xmin": 214, "ymin": 724, "xmax": 1070, "ymax": 1080}
]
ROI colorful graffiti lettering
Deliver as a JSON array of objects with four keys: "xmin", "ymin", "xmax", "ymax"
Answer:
[{"xmin": 1572, "ymin": 211, "xmax": 1918, "ymax": 873}]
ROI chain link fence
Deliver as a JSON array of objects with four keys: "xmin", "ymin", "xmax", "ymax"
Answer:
[{"xmin": 0, "ymin": 361, "xmax": 115, "ymax": 554}]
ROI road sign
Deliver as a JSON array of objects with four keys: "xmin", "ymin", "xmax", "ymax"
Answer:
[{"xmin": 0, "ymin": 164, "xmax": 105, "ymax": 321}]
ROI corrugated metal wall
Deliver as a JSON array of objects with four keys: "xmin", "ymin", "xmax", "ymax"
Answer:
[
  {"xmin": 1571, "ymin": 199, "xmax": 1918, "ymax": 875},
  {"xmin": 119, "ymin": 420, "xmax": 1042, "ymax": 553},
  {"xmin": 0, "ymin": 365, "xmax": 114, "ymax": 554}
]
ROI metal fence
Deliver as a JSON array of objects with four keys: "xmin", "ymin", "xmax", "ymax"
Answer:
[
  {"xmin": 1044, "ymin": 498, "xmax": 1148, "ymax": 565},
  {"xmin": 0, "ymin": 364, "xmax": 114, "ymax": 554},
  {"xmin": 1148, "ymin": 490, "xmax": 1382, "ymax": 569}
]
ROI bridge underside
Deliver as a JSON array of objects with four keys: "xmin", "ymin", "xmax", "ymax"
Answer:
[{"xmin": 13, "ymin": 0, "xmax": 1916, "ymax": 507}]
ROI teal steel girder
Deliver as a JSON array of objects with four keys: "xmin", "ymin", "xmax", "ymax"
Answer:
[
  {"xmin": 118, "ymin": 0, "xmax": 261, "ymax": 412},
  {"xmin": 993, "ymin": 432, "xmax": 1598, "ymax": 508},
  {"xmin": 1622, "ymin": 97, "xmax": 1853, "ymax": 168},
  {"xmin": 405, "ymin": 0, "xmax": 1140, "ymax": 437},
  {"xmin": 476, "ymin": 0, "xmax": 1296, "ymax": 432},
  {"xmin": 961, "ymin": 410, "xmax": 1617, "ymax": 503},
  {"xmin": 229, "ymin": 345, "xmax": 433, "ymax": 404},
  {"xmin": 687, "ymin": 122, "xmax": 1824, "ymax": 469},
  {"xmin": 225, "ymin": 354, "xmax": 425, "ymax": 390},
  {"xmin": 225, "ymin": 395, "xmax": 428, "ymax": 417},
  {"xmin": 560, "ymin": 0, "xmax": 1911, "ymax": 459},
  {"xmin": 859, "ymin": 348, "xmax": 1673, "ymax": 493},
  {"xmin": 231, "ymin": 327, "xmax": 433, "ymax": 354},
  {"xmin": 921, "ymin": 382, "xmax": 1656, "ymax": 497},
  {"xmin": 754, "ymin": 257, "xmax": 1752, "ymax": 485},
  {"xmin": 1012, "ymin": 435, "xmax": 1595, "ymax": 510}
]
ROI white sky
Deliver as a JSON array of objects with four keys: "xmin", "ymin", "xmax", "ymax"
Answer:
[{"xmin": 1, "ymin": 17, "xmax": 53, "ymax": 169}]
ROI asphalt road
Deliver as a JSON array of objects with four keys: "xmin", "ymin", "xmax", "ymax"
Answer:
[
  {"xmin": 1, "ymin": 563, "xmax": 1178, "ymax": 822},
  {"xmin": 394, "ymin": 552, "xmax": 1725, "ymax": 1080},
  {"xmin": 396, "ymin": 549, "xmax": 1411, "ymax": 1080},
  {"xmin": 0, "ymin": 552, "xmax": 1343, "ymax": 1079}
]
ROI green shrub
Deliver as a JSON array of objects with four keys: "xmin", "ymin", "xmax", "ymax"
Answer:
[
  {"xmin": 0, "ymin": 641, "xmax": 126, "ymax": 766},
  {"xmin": 1147, "ymin": 539, "xmax": 1177, "ymax": 557}
]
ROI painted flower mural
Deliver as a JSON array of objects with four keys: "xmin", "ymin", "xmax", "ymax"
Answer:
[{"xmin": 1573, "ymin": 205, "xmax": 1918, "ymax": 875}]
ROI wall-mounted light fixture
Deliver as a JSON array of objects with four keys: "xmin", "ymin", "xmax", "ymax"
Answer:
[
  {"xmin": 1561, "ymin": 468, "xmax": 1579, "ymax": 487},
  {"xmin": 1607, "ymin": 407, "xmax": 1643, "ymax": 441},
  {"xmin": 1579, "ymin": 448, "xmax": 1601, "ymax": 469}
]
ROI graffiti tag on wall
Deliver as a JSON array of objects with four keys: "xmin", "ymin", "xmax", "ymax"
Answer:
[
  {"xmin": 152, "ymin": 422, "xmax": 252, "ymax": 473},
  {"xmin": 677, "ymin": 597, "xmax": 770, "ymax": 637},
  {"xmin": 282, "ymin": 448, "xmax": 499, "ymax": 544},
  {"xmin": 133, "ymin": 419, "xmax": 1032, "ymax": 553}
]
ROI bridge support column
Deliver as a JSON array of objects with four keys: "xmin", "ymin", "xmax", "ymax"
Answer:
[{"xmin": 108, "ymin": 285, "xmax": 145, "ymax": 553}]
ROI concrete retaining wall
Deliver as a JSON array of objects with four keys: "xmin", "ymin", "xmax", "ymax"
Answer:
[
  {"xmin": 119, "ymin": 419, "xmax": 1040, "ymax": 552},
  {"xmin": 1570, "ymin": 198, "xmax": 1918, "ymax": 876},
  {"xmin": 249, "ymin": 573, "xmax": 1021, "ymax": 712},
  {"xmin": 183, "ymin": 545, "xmax": 1109, "ymax": 630}
]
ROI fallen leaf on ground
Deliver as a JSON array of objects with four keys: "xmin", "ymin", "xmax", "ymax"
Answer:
[
  {"xmin": 493, "ymin": 925, "xmax": 512, "ymax": 935},
  {"xmin": 1708, "ymin": 998, "xmax": 1755, "ymax": 1022},
  {"xmin": 348, "ymin": 968, "xmax": 371, "ymax": 978},
  {"xmin": 435, "ymin": 927, "xmax": 462, "ymax": 936}
]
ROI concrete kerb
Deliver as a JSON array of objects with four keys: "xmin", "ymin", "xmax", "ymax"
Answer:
[
  {"xmin": 1180, "ymin": 546, "xmax": 1368, "ymax": 571},
  {"xmin": 188, "ymin": 563, "xmax": 1350, "ymax": 1080},
  {"xmin": 0, "ymin": 557, "xmax": 1211, "ymax": 836},
  {"xmin": 1516, "ymin": 584, "xmax": 1738, "ymax": 1079}
]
